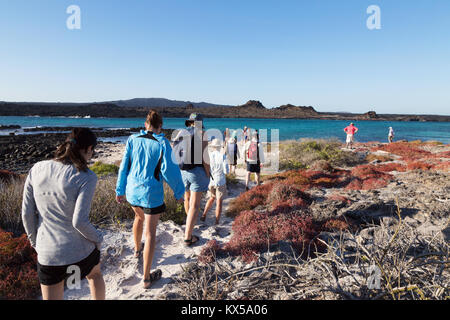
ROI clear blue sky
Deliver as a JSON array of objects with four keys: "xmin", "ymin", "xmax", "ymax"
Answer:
[{"xmin": 1, "ymin": 0, "xmax": 449, "ymax": 115}]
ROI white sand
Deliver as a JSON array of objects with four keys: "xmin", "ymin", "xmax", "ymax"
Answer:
[
  {"xmin": 65, "ymin": 143, "xmax": 255, "ymax": 300},
  {"xmin": 91, "ymin": 143, "xmax": 126, "ymax": 165}
]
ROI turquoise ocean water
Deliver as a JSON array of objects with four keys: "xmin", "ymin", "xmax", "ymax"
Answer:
[{"xmin": 1, "ymin": 116, "xmax": 449, "ymax": 144}]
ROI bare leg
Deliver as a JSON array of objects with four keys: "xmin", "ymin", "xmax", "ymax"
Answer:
[
  {"xmin": 143, "ymin": 213, "xmax": 161, "ymax": 281},
  {"xmin": 185, "ymin": 191, "xmax": 202, "ymax": 241},
  {"xmin": 202, "ymin": 197, "xmax": 215, "ymax": 220},
  {"xmin": 132, "ymin": 207, "xmax": 145, "ymax": 255},
  {"xmin": 255, "ymin": 172, "xmax": 261, "ymax": 186},
  {"xmin": 215, "ymin": 197, "xmax": 223, "ymax": 224},
  {"xmin": 245, "ymin": 171, "xmax": 251, "ymax": 189},
  {"xmin": 40, "ymin": 281, "xmax": 64, "ymax": 300},
  {"xmin": 184, "ymin": 191, "xmax": 191, "ymax": 216},
  {"xmin": 86, "ymin": 263, "xmax": 105, "ymax": 300}
]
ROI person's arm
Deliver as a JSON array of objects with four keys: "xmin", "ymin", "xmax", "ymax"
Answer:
[
  {"xmin": 223, "ymin": 154, "xmax": 230, "ymax": 175},
  {"xmin": 21, "ymin": 169, "xmax": 38, "ymax": 248},
  {"xmin": 243, "ymin": 142, "xmax": 248, "ymax": 163},
  {"xmin": 161, "ymin": 139, "xmax": 185, "ymax": 201},
  {"xmin": 115, "ymin": 137, "xmax": 132, "ymax": 197},
  {"xmin": 259, "ymin": 143, "xmax": 265, "ymax": 165},
  {"xmin": 73, "ymin": 173, "xmax": 103, "ymax": 248},
  {"xmin": 202, "ymin": 139, "xmax": 211, "ymax": 178}
]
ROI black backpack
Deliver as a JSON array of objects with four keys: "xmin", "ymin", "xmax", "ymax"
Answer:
[{"xmin": 173, "ymin": 128, "xmax": 203, "ymax": 171}]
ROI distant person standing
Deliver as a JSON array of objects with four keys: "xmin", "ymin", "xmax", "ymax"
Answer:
[
  {"xmin": 244, "ymin": 130, "xmax": 265, "ymax": 191},
  {"xmin": 224, "ymin": 128, "xmax": 229, "ymax": 146},
  {"xmin": 243, "ymin": 126, "xmax": 249, "ymax": 143},
  {"xmin": 200, "ymin": 138, "xmax": 229, "ymax": 225},
  {"xmin": 388, "ymin": 127, "xmax": 395, "ymax": 143},
  {"xmin": 344, "ymin": 123, "xmax": 358, "ymax": 149},
  {"xmin": 225, "ymin": 131, "xmax": 239, "ymax": 175}
]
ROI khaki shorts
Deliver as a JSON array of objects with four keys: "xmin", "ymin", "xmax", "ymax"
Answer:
[
  {"xmin": 207, "ymin": 184, "xmax": 227, "ymax": 199},
  {"xmin": 346, "ymin": 134, "xmax": 354, "ymax": 143}
]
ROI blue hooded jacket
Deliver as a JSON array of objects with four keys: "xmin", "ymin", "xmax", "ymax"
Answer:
[{"xmin": 115, "ymin": 130, "xmax": 185, "ymax": 208}]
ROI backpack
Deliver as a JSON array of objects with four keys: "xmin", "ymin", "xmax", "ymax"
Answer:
[
  {"xmin": 247, "ymin": 141, "xmax": 259, "ymax": 162},
  {"xmin": 173, "ymin": 128, "xmax": 203, "ymax": 170}
]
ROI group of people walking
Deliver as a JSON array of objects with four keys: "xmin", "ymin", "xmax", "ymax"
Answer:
[
  {"xmin": 20, "ymin": 109, "xmax": 396, "ymax": 300},
  {"xmin": 222, "ymin": 126, "xmax": 265, "ymax": 191},
  {"xmin": 21, "ymin": 110, "xmax": 256, "ymax": 300}
]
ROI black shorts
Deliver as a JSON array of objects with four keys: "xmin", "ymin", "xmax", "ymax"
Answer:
[
  {"xmin": 133, "ymin": 203, "xmax": 166, "ymax": 215},
  {"xmin": 231, "ymin": 153, "xmax": 237, "ymax": 166},
  {"xmin": 37, "ymin": 248, "xmax": 100, "ymax": 286},
  {"xmin": 247, "ymin": 163, "xmax": 261, "ymax": 173}
]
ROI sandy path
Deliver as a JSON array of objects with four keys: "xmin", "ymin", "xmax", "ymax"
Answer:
[
  {"xmin": 65, "ymin": 161, "xmax": 248, "ymax": 300},
  {"xmin": 64, "ymin": 140, "xmax": 278, "ymax": 300}
]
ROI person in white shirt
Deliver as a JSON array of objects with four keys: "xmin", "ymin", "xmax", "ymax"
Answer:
[
  {"xmin": 388, "ymin": 127, "xmax": 395, "ymax": 143},
  {"xmin": 225, "ymin": 131, "xmax": 239, "ymax": 175},
  {"xmin": 244, "ymin": 131, "xmax": 265, "ymax": 191},
  {"xmin": 200, "ymin": 138, "xmax": 229, "ymax": 224}
]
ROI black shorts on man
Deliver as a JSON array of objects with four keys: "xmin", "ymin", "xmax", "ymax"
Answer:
[{"xmin": 247, "ymin": 163, "xmax": 261, "ymax": 173}]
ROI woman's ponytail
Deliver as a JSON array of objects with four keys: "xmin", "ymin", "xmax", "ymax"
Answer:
[
  {"xmin": 146, "ymin": 110, "xmax": 163, "ymax": 129},
  {"xmin": 54, "ymin": 128, "xmax": 97, "ymax": 172}
]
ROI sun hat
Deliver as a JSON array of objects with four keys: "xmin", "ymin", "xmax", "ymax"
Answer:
[{"xmin": 210, "ymin": 138, "xmax": 222, "ymax": 148}]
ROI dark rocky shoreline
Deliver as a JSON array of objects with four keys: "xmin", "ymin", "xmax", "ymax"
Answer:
[{"xmin": 0, "ymin": 128, "xmax": 174, "ymax": 174}]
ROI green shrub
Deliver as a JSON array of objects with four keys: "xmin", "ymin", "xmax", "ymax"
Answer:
[
  {"xmin": 226, "ymin": 173, "xmax": 239, "ymax": 185},
  {"xmin": 89, "ymin": 176, "xmax": 134, "ymax": 227},
  {"xmin": 90, "ymin": 161, "xmax": 119, "ymax": 177},
  {"xmin": 279, "ymin": 138, "xmax": 360, "ymax": 170},
  {"xmin": 160, "ymin": 183, "xmax": 186, "ymax": 225}
]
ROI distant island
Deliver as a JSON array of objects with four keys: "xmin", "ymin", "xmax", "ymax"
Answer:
[{"xmin": 1, "ymin": 99, "xmax": 449, "ymax": 122}]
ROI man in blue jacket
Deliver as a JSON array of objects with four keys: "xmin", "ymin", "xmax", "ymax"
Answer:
[{"xmin": 115, "ymin": 110, "xmax": 184, "ymax": 289}]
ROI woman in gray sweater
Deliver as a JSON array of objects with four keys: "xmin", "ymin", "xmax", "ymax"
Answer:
[{"xmin": 22, "ymin": 128, "xmax": 105, "ymax": 300}]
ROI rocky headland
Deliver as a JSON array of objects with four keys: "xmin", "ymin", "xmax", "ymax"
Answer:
[{"xmin": 1, "ymin": 100, "xmax": 449, "ymax": 122}]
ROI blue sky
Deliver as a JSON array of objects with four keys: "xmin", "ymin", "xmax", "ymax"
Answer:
[{"xmin": 0, "ymin": 0, "xmax": 449, "ymax": 115}]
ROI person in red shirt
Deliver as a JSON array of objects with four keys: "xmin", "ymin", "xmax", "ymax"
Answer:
[{"xmin": 344, "ymin": 123, "xmax": 358, "ymax": 149}]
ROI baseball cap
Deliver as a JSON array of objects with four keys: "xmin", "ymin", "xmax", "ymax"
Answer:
[{"xmin": 185, "ymin": 113, "xmax": 203, "ymax": 126}]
